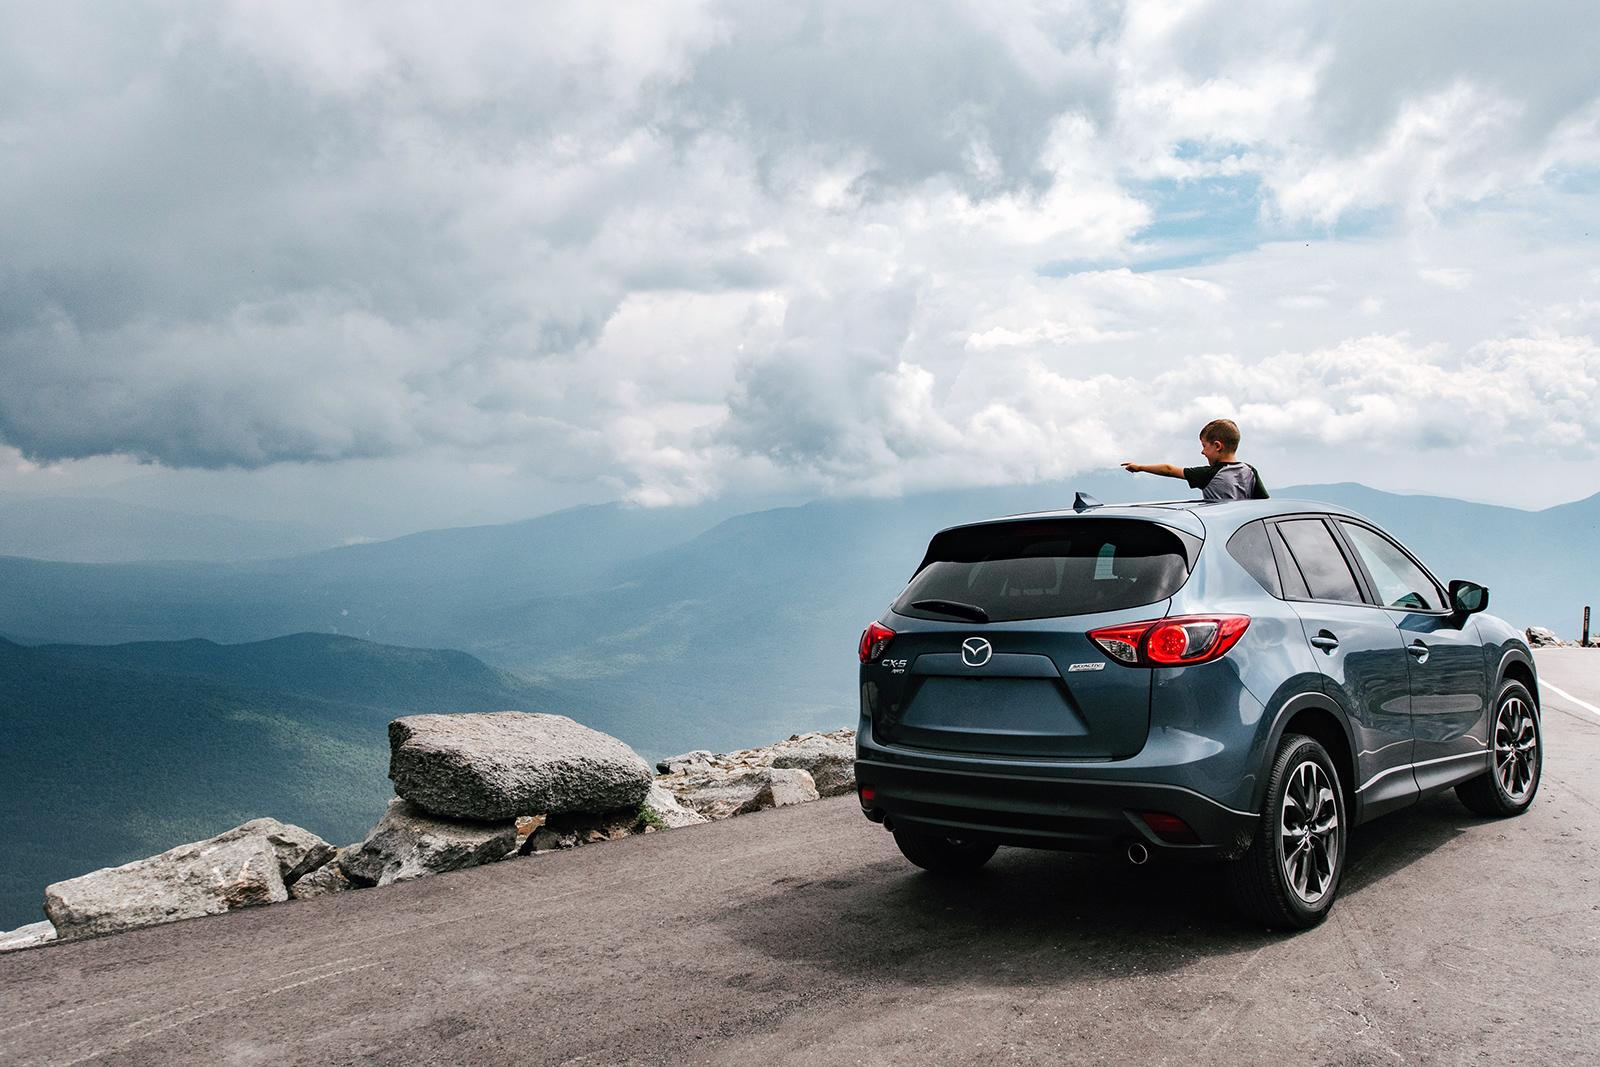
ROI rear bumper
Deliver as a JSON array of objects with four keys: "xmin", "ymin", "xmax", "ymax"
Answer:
[{"xmin": 855, "ymin": 756, "xmax": 1257, "ymax": 859}]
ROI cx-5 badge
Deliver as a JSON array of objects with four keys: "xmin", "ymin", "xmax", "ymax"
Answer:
[{"xmin": 961, "ymin": 637, "xmax": 993, "ymax": 667}]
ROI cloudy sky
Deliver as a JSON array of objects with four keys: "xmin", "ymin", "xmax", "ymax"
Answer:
[{"xmin": 3, "ymin": 0, "xmax": 1599, "ymax": 533}]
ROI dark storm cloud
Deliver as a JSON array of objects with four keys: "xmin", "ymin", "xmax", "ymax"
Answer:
[
  {"xmin": 719, "ymin": 284, "xmax": 920, "ymax": 471},
  {"xmin": 674, "ymin": 0, "xmax": 1119, "ymax": 193}
]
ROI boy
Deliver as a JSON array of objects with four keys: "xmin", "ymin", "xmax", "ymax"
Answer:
[{"xmin": 1122, "ymin": 419, "xmax": 1268, "ymax": 501}]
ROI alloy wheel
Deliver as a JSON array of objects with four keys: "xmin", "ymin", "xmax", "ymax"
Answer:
[
  {"xmin": 1493, "ymin": 695, "xmax": 1539, "ymax": 803},
  {"xmin": 1279, "ymin": 759, "xmax": 1340, "ymax": 905}
]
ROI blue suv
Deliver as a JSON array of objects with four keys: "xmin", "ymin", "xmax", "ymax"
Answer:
[{"xmin": 854, "ymin": 497, "xmax": 1541, "ymax": 928}]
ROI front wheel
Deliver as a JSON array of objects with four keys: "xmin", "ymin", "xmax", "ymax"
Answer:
[
  {"xmin": 891, "ymin": 827, "xmax": 998, "ymax": 873},
  {"xmin": 1456, "ymin": 681, "xmax": 1541, "ymax": 817},
  {"xmin": 1228, "ymin": 733, "xmax": 1348, "ymax": 929}
]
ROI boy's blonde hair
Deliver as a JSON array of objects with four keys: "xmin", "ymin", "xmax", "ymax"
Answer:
[{"xmin": 1200, "ymin": 419, "xmax": 1240, "ymax": 452}]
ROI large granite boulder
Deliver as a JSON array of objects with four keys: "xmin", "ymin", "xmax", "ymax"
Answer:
[
  {"xmin": 339, "ymin": 800, "xmax": 517, "ymax": 887},
  {"xmin": 661, "ymin": 768, "xmax": 819, "ymax": 820},
  {"xmin": 770, "ymin": 735, "xmax": 856, "ymax": 796},
  {"xmin": 44, "ymin": 818, "xmax": 334, "ymax": 940},
  {"xmin": 47, "ymin": 832, "xmax": 288, "ymax": 940},
  {"xmin": 389, "ymin": 711, "xmax": 654, "ymax": 821}
]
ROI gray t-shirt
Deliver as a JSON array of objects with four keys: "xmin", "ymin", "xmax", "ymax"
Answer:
[{"xmin": 1184, "ymin": 462, "xmax": 1264, "ymax": 501}]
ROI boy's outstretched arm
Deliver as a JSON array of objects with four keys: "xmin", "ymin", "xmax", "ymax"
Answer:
[{"xmin": 1122, "ymin": 462, "xmax": 1186, "ymax": 479}]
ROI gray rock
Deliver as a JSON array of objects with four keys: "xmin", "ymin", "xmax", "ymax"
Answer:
[
  {"xmin": 643, "ymin": 783, "xmax": 710, "ymax": 828},
  {"xmin": 665, "ymin": 769, "xmax": 769, "ymax": 819},
  {"xmin": 339, "ymin": 799, "xmax": 518, "ymax": 887},
  {"xmin": 389, "ymin": 711, "xmax": 654, "ymax": 821},
  {"xmin": 766, "ymin": 768, "xmax": 820, "ymax": 807},
  {"xmin": 289, "ymin": 858, "xmax": 357, "ymax": 899},
  {"xmin": 663, "ymin": 767, "xmax": 819, "ymax": 820},
  {"xmin": 211, "ymin": 818, "xmax": 337, "ymax": 885},
  {"xmin": 46, "ymin": 833, "xmax": 287, "ymax": 940},
  {"xmin": 0, "ymin": 921, "xmax": 57, "ymax": 953},
  {"xmin": 524, "ymin": 826, "xmax": 576, "ymax": 852},
  {"xmin": 1526, "ymin": 626, "xmax": 1564, "ymax": 647},
  {"xmin": 770, "ymin": 736, "xmax": 856, "ymax": 796},
  {"xmin": 656, "ymin": 750, "xmax": 715, "ymax": 774}
]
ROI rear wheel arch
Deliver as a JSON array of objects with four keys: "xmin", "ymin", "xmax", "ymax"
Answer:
[{"xmin": 1258, "ymin": 692, "xmax": 1357, "ymax": 820}]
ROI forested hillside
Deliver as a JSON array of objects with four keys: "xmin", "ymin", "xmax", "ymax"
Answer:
[{"xmin": 0, "ymin": 633, "xmax": 580, "ymax": 929}]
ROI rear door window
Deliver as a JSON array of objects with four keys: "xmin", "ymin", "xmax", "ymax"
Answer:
[
  {"xmin": 892, "ymin": 518, "xmax": 1196, "ymax": 622},
  {"xmin": 1227, "ymin": 520, "xmax": 1282, "ymax": 597},
  {"xmin": 1275, "ymin": 518, "xmax": 1363, "ymax": 603},
  {"xmin": 1338, "ymin": 522, "xmax": 1443, "ymax": 611}
]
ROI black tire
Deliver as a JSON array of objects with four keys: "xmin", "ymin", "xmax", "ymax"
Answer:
[
  {"xmin": 891, "ymin": 827, "xmax": 998, "ymax": 873},
  {"xmin": 1456, "ymin": 681, "xmax": 1541, "ymax": 817},
  {"xmin": 1228, "ymin": 733, "xmax": 1348, "ymax": 930}
]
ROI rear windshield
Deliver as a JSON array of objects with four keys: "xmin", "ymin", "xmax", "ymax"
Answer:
[{"xmin": 892, "ymin": 518, "xmax": 1197, "ymax": 623}]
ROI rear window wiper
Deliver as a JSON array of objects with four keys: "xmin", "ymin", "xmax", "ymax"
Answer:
[{"xmin": 910, "ymin": 599, "xmax": 990, "ymax": 623}]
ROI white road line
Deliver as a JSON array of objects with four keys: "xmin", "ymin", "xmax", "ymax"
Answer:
[{"xmin": 1540, "ymin": 681, "xmax": 1600, "ymax": 722}]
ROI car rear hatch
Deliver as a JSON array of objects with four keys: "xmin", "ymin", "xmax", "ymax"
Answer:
[{"xmin": 864, "ymin": 515, "xmax": 1200, "ymax": 760}]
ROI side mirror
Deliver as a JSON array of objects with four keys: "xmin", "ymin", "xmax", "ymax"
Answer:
[{"xmin": 1448, "ymin": 580, "xmax": 1489, "ymax": 619}]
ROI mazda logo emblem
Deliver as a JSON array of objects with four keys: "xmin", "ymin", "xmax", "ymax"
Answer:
[{"xmin": 961, "ymin": 637, "xmax": 993, "ymax": 667}]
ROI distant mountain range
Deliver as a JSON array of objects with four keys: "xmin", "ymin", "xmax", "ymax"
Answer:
[
  {"xmin": 3, "ymin": 477, "xmax": 1597, "ymax": 755},
  {"xmin": 3, "ymin": 476, "xmax": 1597, "ymax": 928}
]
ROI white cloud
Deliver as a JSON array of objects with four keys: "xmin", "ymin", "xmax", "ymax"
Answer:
[
  {"xmin": 1269, "ymin": 82, "xmax": 1528, "ymax": 225},
  {"xmin": 1, "ymin": 0, "xmax": 1599, "ymax": 514}
]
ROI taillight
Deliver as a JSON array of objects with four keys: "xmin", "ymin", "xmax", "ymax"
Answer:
[
  {"xmin": 1085, "ymin": 622, "xmax": 1151, "ymax": 665},
  {"xmin": 1087, "ymin": 615, "xmax": 1249, "ymax": 667},
  {"xmin": 1146, "ymin": 615, "xmax": 1250, "ymax": 664},
  {"xmin": 859, "ymin": 622, "xmax": 896, "ymax": 662}
]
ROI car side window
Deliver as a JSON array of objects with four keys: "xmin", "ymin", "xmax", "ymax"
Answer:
[
  {"xmin": 1265, "ymin": 524, "xmax": 1310, "ymax": 598},
  {"xmin": 1275, "ymin": 519, "xmax": 1363, "ymax": 603},
  {"xmin": 1337, "ymin": 522, "xmax": 1442, "ymax": 611},
  {"xmin": 1226, "ymin": 520, "xmax": 1282, "ymax": 597}
]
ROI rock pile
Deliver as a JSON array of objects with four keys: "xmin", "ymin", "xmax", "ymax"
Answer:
[
  {"xmin": 1, "ymin": 718, "xmax": 856, "ymax": 951},
  {"xmin": 651, "ymin": 729, "xmax": 856, "ymax": 818},
  {"xmin": 43, "ymin": 818, "xmax": 336, "ymax": 940},
  {"xmin": 326, "ymin": 711, "xmax": 667, "ymax": 887},
  {"xmin": 1526, "ymin": 626, "xmax": 1593, "ymax": 648}
]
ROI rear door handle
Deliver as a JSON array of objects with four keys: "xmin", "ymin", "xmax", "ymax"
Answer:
[
  {"xmin": 1309, "ymin": 631, "xmax": 1339, "ymax": 651},
  {"xmin": 1408, "ymin": 640, "xmax": 1429, "ymax": 663}
]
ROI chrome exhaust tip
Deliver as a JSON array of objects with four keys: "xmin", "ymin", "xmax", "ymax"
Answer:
[
  {"xmin": 1125, "ymin": 841, "xmax": 1150, "ymax": 865},
  {"xmin": 882, "ymin": 815, "xmax": 895, "ymax": 832}
]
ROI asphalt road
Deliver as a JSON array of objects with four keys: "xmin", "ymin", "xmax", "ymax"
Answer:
[{"xmin": 4, "ymin": 650, "xmax": 1599, "ymax": 1066}]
